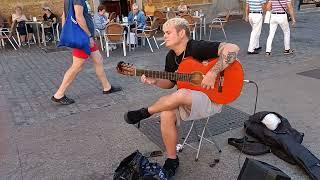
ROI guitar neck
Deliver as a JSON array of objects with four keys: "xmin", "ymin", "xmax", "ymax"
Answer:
[{"xmin": 135, "ymin": 69, "xmax": 191, "ymax": 82}]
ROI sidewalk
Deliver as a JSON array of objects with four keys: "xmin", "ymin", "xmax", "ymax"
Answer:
[{"xmin": 0, "ymin": 11, "xmax": 319, "ymax": 180}]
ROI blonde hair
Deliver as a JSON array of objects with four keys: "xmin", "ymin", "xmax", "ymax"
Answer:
[
  {"xmin": 132, "ymin": 3, "xmax": 139, "ymax": 9},
  {"xmin": 163, "ymin": 17, "xmax": 190, "ymax": 37}
]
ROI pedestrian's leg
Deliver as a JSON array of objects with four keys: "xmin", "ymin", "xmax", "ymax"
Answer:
[
  {"xmin": 255, "ymin": 15, "xmax": 263, "ymax": 49},
  {"xmin": 248, "ymin": 14, "xmax": 257, "ymax": 52},
  {"xmin": 266, "ymin": 16, "xmax": 278, "ymax": 53},
  {"xmin": 160, "ymin": 110, "xmax": 178, "ymax": 159},
  {"xmin": 90, "ymin": 50, "xmax": 112, "ymax": 91},
  {"xmin": 53, "ymin": 56, "xmax": 85, "ymax": 99},
  {"xmin": 279, "ymin": 16, "xmax": 291, "ymax": 51}
]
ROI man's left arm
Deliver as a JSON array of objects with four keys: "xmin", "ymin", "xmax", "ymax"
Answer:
[
  {"xmin": 287, "ymin": 1, "xmax": 296, "ymax": 26},
  {"xmin": 201, "ymin": 42, "xmax": 240, "ymax": 90}
]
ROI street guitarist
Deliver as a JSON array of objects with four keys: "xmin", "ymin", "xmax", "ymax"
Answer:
[{"xmin": 124, "ymin": 17, "xmax": 240, "ymax": 178}]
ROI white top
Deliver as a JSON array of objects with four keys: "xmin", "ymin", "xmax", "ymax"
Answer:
[{"xmin": 12, "ymin": 14, "xmax": 28, "ymax": 22}]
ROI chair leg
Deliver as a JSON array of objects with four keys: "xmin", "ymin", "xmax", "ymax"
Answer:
[
  {"xmin": 181, "ymin": 120, "xmax": 196, "ymax": 150},
  {"xmin": 56, "ymin": 26, "xmax": 60, "ymax": 41},
  {"xmin": 209, "ymin": 27, "xmax": 212, "ymax": 41},
  {"xmin": 16, "ymin": 31, "xmax": 21, "ymax": 46},
  {"xmin": 195, "ymin": 117, "xmax": 210, "ymax": 161},
  {"xmin": 193, "ymin": 30, "xmax": 196, "ymax": 40},
  {"xmin": 222, "ymin": 27, "xmax": 227, "ymax": 41},
  {"xmin": 106, "ymin": 42, "xmax": 110, "ymax": 57},
  {"xmin": 153, "ymin": 36, "xmax": 159, "ymax": 49},
  {"xmin": 146, "ymin": 37, "xmax": 153, "ymax": 52},
  {"xmin": 123, "ymin": 41, "xmax": 126, "ymax": 56},
  {"xmin": 7, "ymin": 37, "xmax": 17, "ymax": 50},
  {"xmin": 99, "ymin": 35, "xmax": 104, "ymax": 51}
]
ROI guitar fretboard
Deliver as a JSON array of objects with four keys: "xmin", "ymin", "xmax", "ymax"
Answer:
[{"xmin": 136, "ymin": 69, "xmax": 191, "ymax": 82}]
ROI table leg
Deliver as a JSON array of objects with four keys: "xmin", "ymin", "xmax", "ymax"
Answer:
[{"xmin": 36, "ymin": 24, "xmax": 41, "ymax": 46}]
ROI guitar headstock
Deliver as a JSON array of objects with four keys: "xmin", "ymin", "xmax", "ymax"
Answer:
[{"xmin": 117, "ymin": 61, "xmax": 136, "ymax": 76}]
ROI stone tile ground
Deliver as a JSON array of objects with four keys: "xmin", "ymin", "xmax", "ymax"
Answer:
[{"xmin": 0, "ymin": 10, "xmax": 319, "ymax": 180}]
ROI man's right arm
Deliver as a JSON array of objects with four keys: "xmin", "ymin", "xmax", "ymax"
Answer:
[
  {"xmin": 245, "ymin": 3, "xmax": 249, "ymax": 21},
  {"xmin": 74, "ymin": 5, "xmax": 91, "ymax": 36}
]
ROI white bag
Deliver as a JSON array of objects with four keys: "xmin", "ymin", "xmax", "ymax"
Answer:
[{"xmin": 264, "ymin": 11, "xmax": 271, "ymax": 24}]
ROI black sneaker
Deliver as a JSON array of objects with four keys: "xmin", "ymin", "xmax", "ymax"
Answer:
[
  {"xmin": 51, "ymin": 95, "xmax": 75, "ymax": 105},
  {"xmin": 254, "ymin": 47, "xmax": 262, "ymax": 51},
  {"xmin": 284, "ymin": 49, "xmax": 294, "ymax": 55},
  {"xmin": 124, "ymin": 108, "xmax": 151, "ymax": 124},
  {"xmin": 163, "ymin": 156, "xmax": 179, "ymax": 178},
  {"xmin": 247, "ymin": 50, "xmax": 259, "ymax": 55},
  {"xmin": 265, "ymin": 52, "xmax": 271, "ymax": 56},
  {"xmin": 103, "ymin": 86, "xmax": 122, "ymax": 94}
]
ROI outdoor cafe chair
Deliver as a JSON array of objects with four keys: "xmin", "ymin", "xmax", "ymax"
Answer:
[
  {"xmin": 135, "ymin": 18, "xmax": 160, "ymax": 52},
  {"xmin": 208, "ymin": 10, "xmax": 230, "ymax": 41},
  {"xmin": 0, "ymin": 28, "xmax": 19, "ymax": 50},
  {"xmin": 104, "ymin": 23, "xmax": 126, "ymax": 57},
  {"xmin": 180, "ymin": 14, "xmax": 196, "ymax": 39}
]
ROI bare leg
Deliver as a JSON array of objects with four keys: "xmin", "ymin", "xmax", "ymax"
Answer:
[
  {"xmin": 160, "ymin": 110, "xmax": 178, "ymax": 159},
  {"xmin": 20, "ymin": 35, "xmax": 26, "ymax": 43},
  {"xmin": 90, "ymin": 50, "xmax": 111, "ymax": 91},
  {"xmin": 27, "ymin": 33, "xmax": 33, "ymax": 41},
  {"xmin": 54, "ymin": 56, "xmax": 85, "ymax": 98},
  {"xmin": 148, "ymin": 89, "xmax": 192, "ymax": 114}
]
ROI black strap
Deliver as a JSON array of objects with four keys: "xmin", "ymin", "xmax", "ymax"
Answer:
[{"xmin": 276, "ymin": 0, "xmax": 289, "ymax": 14}]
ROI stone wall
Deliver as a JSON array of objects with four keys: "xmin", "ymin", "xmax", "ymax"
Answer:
[{"xmin": 0, "ymin": 0, "xmax": 94, "ymax": 23}]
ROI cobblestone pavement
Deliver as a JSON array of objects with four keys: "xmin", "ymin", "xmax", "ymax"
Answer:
[{"xmin": 0, "ymin": 10, "xmax": 319, "ymax": 180}]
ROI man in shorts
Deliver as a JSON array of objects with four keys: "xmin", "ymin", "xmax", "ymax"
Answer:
[
  {"xmin": 51, "ymin": 0, "xmax": 121, "ymax": 105},
  {"xmin": 123, "ymin": 18, "xmax": 240, "ymax": 178}
]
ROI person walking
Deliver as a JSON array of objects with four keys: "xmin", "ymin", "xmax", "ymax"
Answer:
[
  {"xmin": 245, "ymin": 0, "xmax": 266, "ymax": 54},
  {"xmin": 265, "ymin": 0, "xmax": 296, "ymax": 56},
  {"xmin": 51, "ymin": 0, "xmax": 121, "ymax": 105}
]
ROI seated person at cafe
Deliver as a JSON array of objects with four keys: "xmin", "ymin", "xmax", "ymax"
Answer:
[
  {"xmin": 177, "ymin": 0, "xmax": 188, "ymax": 13},
  {"xmin": 11, "ymin": 6, "xmax": 34, "ymax": 46},
  {"xmin": 128, "ymin": 3, "xmax": 146, "ymax": 30},
  {"xmin": 144, "ymin": 0, "xmax": 156, "ymax": 17},
  {"xmin": 42, "ymin": 5, "xmax": 57, "ymax": 41},
  {"xmin": 94, "ymin": 4, "xmax": 116, "ymax": 50}
]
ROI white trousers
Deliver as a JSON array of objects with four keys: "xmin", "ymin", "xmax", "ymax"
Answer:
[
  {"xmin": 266, "ymin": 14, "xmax": 291, "ymax": 52},
  {"xmin": 248, "ymin": 13, "xmax": 263, "ymax": 52}
]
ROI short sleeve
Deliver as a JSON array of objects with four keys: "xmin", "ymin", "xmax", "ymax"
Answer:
[
  {"xmin": 73, "ymin": 0, "xmax": 84, "ymax": 6},
  {"xmin": 189, "ymin": 40, "xmax": 221, "ymax": 60}
]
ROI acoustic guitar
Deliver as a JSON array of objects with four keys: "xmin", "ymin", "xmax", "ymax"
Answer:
[{"xmin": 117, "ymin": 57, "xmax": 244, "ymax": 104}]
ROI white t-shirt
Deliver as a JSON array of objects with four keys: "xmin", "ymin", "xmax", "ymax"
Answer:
[{"xmin": 12, "ymin": 14, "xmax": 28, "ymax": 22}]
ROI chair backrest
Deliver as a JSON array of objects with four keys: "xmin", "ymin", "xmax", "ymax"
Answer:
[
  {"xmin": 145, "ymin": 15, "xmax": 152, "ymax": 28},
  {"xmin": 109, "ymin": 12, "xmax": 117, "ymax": 23},
  {"xmin": 154, "ymin": 10, "xmax": 166, "ymax": 19},
  {"xmin": 180, "ymin": 14, "xmax": 195, "ymax": 29},
  {"xmin": 166, "ymin": 11, "xmax": 176, "ymax": 19},
  {"xmin": 105, "ymin": 23, "xmax": 124, "ymax": 42}
]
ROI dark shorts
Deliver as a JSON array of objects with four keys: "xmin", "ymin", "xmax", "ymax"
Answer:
[
  {"xmin": 17, "ymin": 22, "xmax": 33, "ymax": 35},
  {"xmin": 72, "ymin": 42, "xmax": 98, "ymax": 59}
]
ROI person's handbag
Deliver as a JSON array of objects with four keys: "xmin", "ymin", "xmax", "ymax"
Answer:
[
  {"xmin": 277, "ymin": 0, "xmax": 292, "ymax": 22},
  {"xmin": 58, "ymin": 0, "xmax": 90, "ymax": 55}
]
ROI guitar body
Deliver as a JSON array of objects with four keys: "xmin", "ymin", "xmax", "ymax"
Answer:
[{"xmin": 176, "ymin": 57, "xmax": 244, "ymax": 104}]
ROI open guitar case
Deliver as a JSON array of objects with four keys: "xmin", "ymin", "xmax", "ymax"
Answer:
[{"xmin": 244, "ymin": 111, "xmax": 320, "ymax": 180}]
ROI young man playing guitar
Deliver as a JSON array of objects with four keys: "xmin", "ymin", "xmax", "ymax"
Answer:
[{"xmin": 124, "ymin": 18, "xmax": 240, "ymax": 178}]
